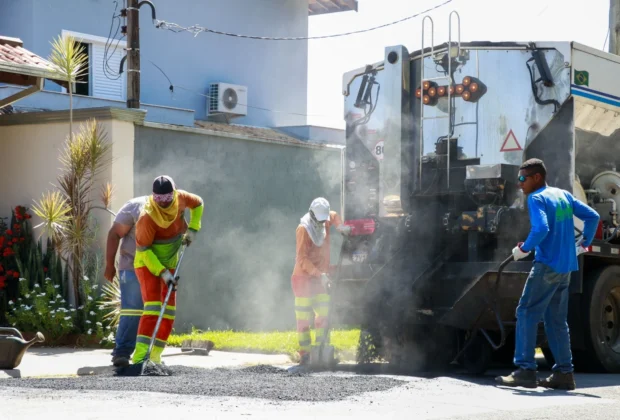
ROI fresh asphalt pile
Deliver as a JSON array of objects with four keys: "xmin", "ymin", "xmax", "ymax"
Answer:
[{"xmin": 1, "ymin": 364, "xmax": 406, "ymax": 402}]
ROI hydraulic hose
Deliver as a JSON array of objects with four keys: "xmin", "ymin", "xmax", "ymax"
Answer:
[
  {"xmin": 478, "ymin": 254, "xmax": 513, "ymax": 350},
  {"xmin": 452, "ymin": 254, "xmax": 513, "ymax": 362}
]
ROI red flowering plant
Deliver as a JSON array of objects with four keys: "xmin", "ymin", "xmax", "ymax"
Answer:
[
  {"xmin": 0, "ymin": 207, "xmax": 30, "ymax": 282},
  {"xmin": 0, "ymin": 206, "xmax": 32, "ymax": 324},
  {"xmin": 0, "ymin": 205, "xmax": 71, "ymax": 329}
]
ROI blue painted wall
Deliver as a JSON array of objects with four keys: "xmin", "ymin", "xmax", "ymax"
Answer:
[{"xmin": 0, "ymin": 0, "xmax": 309, "ymax": 128}]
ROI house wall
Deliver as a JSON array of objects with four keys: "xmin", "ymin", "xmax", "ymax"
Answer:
[
  {"xmin": 0, "ymin": 86, "xmax": 195, "ymax": 126},
  {"xmin": 277, "ymin": 125, "xmax": 346, "ymax": 145},
  {"xmin": 0, "ymin": 110, "xmax": 136, "ymax": 268},
  {"xmin": 134, "ymin": 123, "xmax": 343, "ymax": 332},
  {"xmin": 0, "ymin": 0, "xmax": 34, "ymax": 48},
  {"xmin": 0, "ymin": 0, "xmax": 309, "ymax": 128}
]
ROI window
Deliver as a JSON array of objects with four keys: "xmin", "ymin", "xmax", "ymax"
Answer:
[{"xmin": 60, "ymin": 30, "xmax": 126, "ymax": 101}]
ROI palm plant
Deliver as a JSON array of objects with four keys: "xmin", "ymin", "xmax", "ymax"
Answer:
[
  {"xmin": 32, "ymin": 119, "xmax": 112, "ymax": 307},
  {"xmin": 100, "ymin": 275, "xmax": 121, "ymax": 328},
  {"xmin": 48, "ymin": 34, "xmax": 88, "ymax": 143}
]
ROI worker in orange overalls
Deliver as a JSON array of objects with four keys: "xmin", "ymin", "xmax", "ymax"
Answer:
[
  {"xmin": 291, "ymin": 197, "xmax": 351, "ymax": 365},
  {"xmin": 132, "ymin": 175, "xmax": 204, "ymax": 368}
]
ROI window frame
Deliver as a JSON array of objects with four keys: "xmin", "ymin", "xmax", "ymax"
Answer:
[{"xmin": 60, "ymin": 29, "xmax": 127, "ymax": 101}]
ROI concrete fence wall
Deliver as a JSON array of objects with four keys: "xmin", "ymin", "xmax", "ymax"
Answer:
[
  {"xmin": 134, "ymin": 123, "xmax": 344, "ymax": 332},
  {"xmin": 0, "ymin": 108, "xmax": 139, "ymax": 258}
]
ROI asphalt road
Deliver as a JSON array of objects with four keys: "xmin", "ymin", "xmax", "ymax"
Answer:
[{"xmin": 3, "ymin": 363, "xmax": 620, "ymax": 419}]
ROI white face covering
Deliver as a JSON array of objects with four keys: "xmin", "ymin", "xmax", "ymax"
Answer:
[{"xmin": 300, "ymin": 212, "xmax": 326, "ymax": 247}]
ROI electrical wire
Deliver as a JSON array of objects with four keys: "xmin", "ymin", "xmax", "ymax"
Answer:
[
  {"xmin": 152, "ymin": 0, "xmax": 454, "ymax": 40},
  {"xmin": 103, "ymin": 0, "xmax": 126, "ymax": 81},
  {"xmin": 604, "ymin": 28, "xmax": 611, "ymax": 51},
  {"xmin": 139, "ymin": 58, "xmax": 344, "ymax": 120},
  {"xmin": 525, "ymin": 57, "xmax": 560, "ymax": 113}
]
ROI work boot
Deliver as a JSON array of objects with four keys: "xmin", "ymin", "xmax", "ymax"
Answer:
[
  {"xmin": 112, "ymin": 356, "xmax": 130, "ymax": 368},
  {"xmin": 299, "ymin": 353, "xmax": 310, "ymax": 365},
  {"xmin": 286, "ymin": 354, "xmax": 310, "ymax": 374},
  {"xmin": 538, "ymin": 372, "xmax": 576, "ymax": 390},
  {"xmin": 158, "ymin": 361, "xmax": 173, "ymax": 376},
  {"xmin": 495, "ymin": 368, "xmax": 538, "ymax": 388}
]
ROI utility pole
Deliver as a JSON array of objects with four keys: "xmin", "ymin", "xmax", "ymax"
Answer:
[
  {"xmin": 610, "ymin": 0, "xmax": 620, "ymax": 55},
  {"xmin": 126, "ymin": 0, "xmax": 140, "ymax": 108}
]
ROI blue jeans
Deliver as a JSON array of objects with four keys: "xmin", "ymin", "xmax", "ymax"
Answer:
[
  {"xmin": 111, "ymin": 269, "xmax": 143, "ymax": 359},
  {"xmin": 514, "ymin": 262, "xmax": 573, "ymax": 373}
]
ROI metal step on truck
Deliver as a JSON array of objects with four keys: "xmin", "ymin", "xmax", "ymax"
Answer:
[{"xmin": 334, "ymin": 11, "xmax": 620, "ymax": 374}]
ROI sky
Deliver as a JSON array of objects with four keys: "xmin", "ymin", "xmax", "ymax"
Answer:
[{"xmin": 306, "ymin": 0, "xmax": 611, "ymax": 129}]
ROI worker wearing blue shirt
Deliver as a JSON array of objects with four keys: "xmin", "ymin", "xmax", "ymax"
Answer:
[{"xmin": 496, "ymin": 158, "xmax": 599, "ymax": 391}]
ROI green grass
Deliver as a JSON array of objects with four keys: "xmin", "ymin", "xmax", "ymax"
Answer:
[
  {"xmin": 169, "ymin": 328, "xmax": 545, "ymax": 363},
  {"xmin": 168, "ymin": 328, "xmax": 361, "ymax": 362}
]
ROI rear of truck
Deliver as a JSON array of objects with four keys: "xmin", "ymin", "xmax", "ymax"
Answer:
[{"xmin": 337, "ymin": 35, "xmax": 620, "ymax": 373}]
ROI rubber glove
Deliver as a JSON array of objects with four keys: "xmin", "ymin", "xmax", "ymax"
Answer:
[
  {"xmin": 576, "ymin": 244, "xmax": 588, "ymax": 256},
  {"xmin": 337, "ymin": 225, "xmax": 352, "ymax": 236},
  {"xmin": 574, "ymin": 237, "xmax": 588, "ymax": 256},
  {"xmin": 320, "ymin": 273, "xmax": 331, "ymax": 291},
  {"xmin": 183, "ymin": 229, "xmax": 196, "ymax": 246},
  {"xmin": 161, "ymin": 269, "xmax": 176, "ymax": 287},
  {"xmin": 512, "ymin": 242, "xmax": 530, "ymax": 261}
]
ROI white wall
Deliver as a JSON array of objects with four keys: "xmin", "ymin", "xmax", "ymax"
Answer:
[{"xmin": 0, "ymin": 118, "xmax": 135, "ymax": 258}]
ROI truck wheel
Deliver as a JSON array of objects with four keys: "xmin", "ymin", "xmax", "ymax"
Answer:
[{"xmin": 580, "ymin": 264, "xmax": 620, "ymax": 373}]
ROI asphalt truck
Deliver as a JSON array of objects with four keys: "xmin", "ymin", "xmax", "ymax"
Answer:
[{"xmin": 334, "ymin": 11, "xmax": 620, "ymax": 374}]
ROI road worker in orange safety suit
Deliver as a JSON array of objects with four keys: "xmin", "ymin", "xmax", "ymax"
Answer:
[
  {"xmin": 132, "ymin": 175, "xmax": 204, "ymax": 367},
  {"xmin": 291, "ymin": 197, "xmax": 351, "ymax": 364}
]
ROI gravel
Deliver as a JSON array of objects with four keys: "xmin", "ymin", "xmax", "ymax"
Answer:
[{"xmin": 1, "ymin": 364, "xmax": 406, "ymax": 402}]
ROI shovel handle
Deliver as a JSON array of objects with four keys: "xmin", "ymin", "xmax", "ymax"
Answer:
[{"xmin": 143, "ymin": 244, "xmax": 187, "ymax": 367}]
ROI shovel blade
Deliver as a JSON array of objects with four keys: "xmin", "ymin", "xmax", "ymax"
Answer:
[{"xmin": 309, "ymin": 344, "xmax": 336, "ymax": 367}]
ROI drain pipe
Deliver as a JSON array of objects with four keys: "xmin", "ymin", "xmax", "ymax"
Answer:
[{"xmin": 610, "ymin": 0, "xmax": 620, "ymax": 55}]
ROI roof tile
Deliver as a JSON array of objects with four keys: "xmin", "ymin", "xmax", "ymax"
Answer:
[{"xmin": 0, "ymin": 41, "xmax": 55, "ymax": 72}]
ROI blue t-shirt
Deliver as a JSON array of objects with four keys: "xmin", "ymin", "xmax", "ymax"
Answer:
[{"xmin": 521, "ymin": 185, "xmax": 600, "ymax": 273}]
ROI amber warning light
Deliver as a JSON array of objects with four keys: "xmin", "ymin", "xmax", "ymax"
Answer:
[{"xmin": 416, "ymin": 76, "xmax": 487, "ymax": 106}]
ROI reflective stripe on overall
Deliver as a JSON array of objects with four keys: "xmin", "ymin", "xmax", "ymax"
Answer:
[{"xmin": 291, "ymin": 275, "xmax": 330, "ymax": 356}]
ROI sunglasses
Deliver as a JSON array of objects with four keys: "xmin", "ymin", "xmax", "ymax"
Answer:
[
  {"xmin": 518, "ymin": 174, "xmax": 534, "ymax": 183},
  {"xmin": 309, "ymin": 211, "xmax": 326, "ymax": 224}
]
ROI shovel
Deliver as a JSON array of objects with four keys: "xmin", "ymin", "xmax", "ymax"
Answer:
[{"xmin": 308, "ymin": 238, "xmax": 347, "ymax": 369}]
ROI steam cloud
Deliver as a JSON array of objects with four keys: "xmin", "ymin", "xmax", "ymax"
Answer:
[{"xmin": 132, "ymin": 127, "xmax": 343, "ymax": 333}]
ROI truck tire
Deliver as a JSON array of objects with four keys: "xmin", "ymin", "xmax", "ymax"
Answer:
[{"xmin": 579, "ymin": 264, "xmax": 620, "ymax": 373}]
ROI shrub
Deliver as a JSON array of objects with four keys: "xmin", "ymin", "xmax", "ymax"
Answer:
[{"xmin": 6, "ymin": 277, "xmax": 75, "ymax": 343}]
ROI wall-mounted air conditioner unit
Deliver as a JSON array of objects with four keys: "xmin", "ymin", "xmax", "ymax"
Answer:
[{"xmin": 208, "ymin": 83, "xmax": 248, "ymax": 117}]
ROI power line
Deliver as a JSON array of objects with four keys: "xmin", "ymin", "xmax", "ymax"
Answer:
[
  {"xmin": 103, "ymin": 0, "xmax": 125, "ymax": 81},
  {"xmin": 141, "ymin": 59, "xmax": 345, "ymax": 121},
  {"xmin": 153, "ymin": 0, "xmax": 454, "ymax": 40}
]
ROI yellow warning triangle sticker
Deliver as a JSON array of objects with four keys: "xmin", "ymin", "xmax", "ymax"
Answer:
[{"xmin": 500, "ymin": 129, "xmax": 522, "ymax": 152}]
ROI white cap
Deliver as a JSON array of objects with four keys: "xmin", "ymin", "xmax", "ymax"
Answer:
[{"xmin": 309, "ymin": 197, "xmax": 330, "ymax": 222}]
